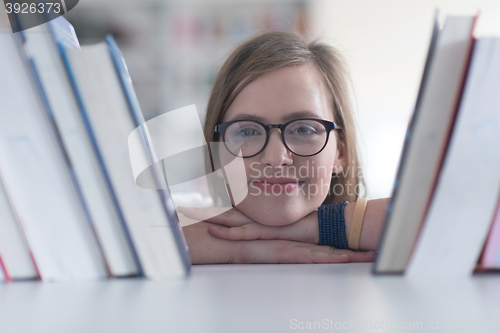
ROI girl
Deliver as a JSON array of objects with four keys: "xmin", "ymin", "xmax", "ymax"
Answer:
[{"xmin": 180, "ymin": 31, "xmax": 389, "ymax": 264}]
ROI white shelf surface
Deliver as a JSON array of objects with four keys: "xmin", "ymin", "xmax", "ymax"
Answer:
[{"xmin": 1, "ymin": 263, "xmax": 499, "ymax": 333}]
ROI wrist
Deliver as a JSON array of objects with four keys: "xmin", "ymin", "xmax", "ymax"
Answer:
[
  {"xmin": 344, "ymin": 202, "xmax": 355, "ymax": 246},
  {"xmin": 304, "ymin": 210, "xmax": 320, "ymax": 244},
  {"xmin": 317, "ymin": 202, "xmax": 349, "ymax": 248}
]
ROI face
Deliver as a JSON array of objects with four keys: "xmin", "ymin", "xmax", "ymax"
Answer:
[{"xmin": 219, "ymin": 63, "xmax": 345, "ymax": 226}]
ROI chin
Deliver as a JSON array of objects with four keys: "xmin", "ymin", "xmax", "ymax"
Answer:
[{"xmin": 235, "ymin": 194, "xmax": 313, "ymax": 227}]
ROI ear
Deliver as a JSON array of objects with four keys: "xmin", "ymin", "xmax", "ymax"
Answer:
[{"xmin": 333, "ymin": 131, "xmax": 346, "ymax": 175}]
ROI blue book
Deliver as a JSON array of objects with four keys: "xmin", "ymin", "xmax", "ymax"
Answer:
[
  {"xmin": 107, "ymin": 35, "xmax": 192, "ymax": 274},
  {"xmin": 0, "ymin": 23, "xmax": 107, "ymax": 282},
  {"xmin": 61, "ymin": 37, "xmax": 190, "ymax": 279},
  {"xmin": 20, "ymin": 16, "xmax": 140, "ymax": 278}
]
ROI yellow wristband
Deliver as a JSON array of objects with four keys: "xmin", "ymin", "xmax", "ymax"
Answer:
[{"xmin": 348, "ymin": 198, "xmax": 367, "ymax": 250}]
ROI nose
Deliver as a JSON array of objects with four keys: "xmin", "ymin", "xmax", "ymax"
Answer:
[{"xmin": 259, "ymin": 129, "xmax": 293, "ymax": 167}]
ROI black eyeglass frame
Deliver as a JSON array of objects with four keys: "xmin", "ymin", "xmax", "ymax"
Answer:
[{"xmin": 214, "ymin": 118, "xmax": 342, "ymax": 158}]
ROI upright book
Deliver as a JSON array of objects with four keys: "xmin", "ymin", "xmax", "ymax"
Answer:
[
  {"xmin": 106, "ymin": 36, "xmax": 191, "ymax": 274},
  {"xmin": 0, "ymin": 260, "xmax": 5, "ymax": 283},
  {"xmin": 20, "ymin": 16, "xmax": 140, "ymax": 278},
  {"xmin": 374, "ymin": 15, "xmax": 476, "ymax": 274},
  {"xmin": 407, "ymin": 37, "xmax": 500, "ymax": 277},
  {"xmin": 0, "ymin": 31, "xmax": 107, "ymax": 282},
  {"xmin": 61, "ymin": 38, "xmax": 190, "ymax": 279},
  {"xmin": 480, "ymin": 199, "xmax": 500, "ymax": 270},
  {"xmin": 0, "ymin": 162, "xmax": 38, "ymax": 280}
]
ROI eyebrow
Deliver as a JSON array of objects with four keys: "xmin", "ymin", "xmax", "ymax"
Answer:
[{"xmin": 228, "ymin": 110, "xmax": 322, "ymax": 123}]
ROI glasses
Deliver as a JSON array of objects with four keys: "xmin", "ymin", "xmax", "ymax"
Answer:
[{"xmin": 214, "ymin": 118, "xmax": 342, "ymax": 158}]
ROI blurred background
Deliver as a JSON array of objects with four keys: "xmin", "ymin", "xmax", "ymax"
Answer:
[{"xmin": 2, "ymin": 0, "xmax": 500, "ymax": 199}]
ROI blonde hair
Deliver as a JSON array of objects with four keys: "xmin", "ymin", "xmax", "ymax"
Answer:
[{"xmin": 204, "ymin": 31, "xmax": 363, "ymax": 204}]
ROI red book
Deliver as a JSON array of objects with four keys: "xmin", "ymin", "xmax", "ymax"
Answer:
[{"xmin": 480, "ymin": 198, "xmax": 500, "ymax": 269}]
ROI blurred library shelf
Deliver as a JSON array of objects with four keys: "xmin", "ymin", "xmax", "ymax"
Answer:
[{"xmin": 63, "ymin": 0, "xmax": 309, "ymax": 122}]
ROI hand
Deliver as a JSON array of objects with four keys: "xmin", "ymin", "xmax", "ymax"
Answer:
[
  {"xmin": 179, "ymin": 198, "xmax": 389, "ymax": 253},
  {"xmin": 181, "ymin": 220, "xmax": 375, "ymax": 264},
  {"xmin": 178, "ymin": 206, "xmax": 320, "ymax": 244},
  {"xmin": 178, "ymin": 207, "xmax": 376, "ymax": 263}
]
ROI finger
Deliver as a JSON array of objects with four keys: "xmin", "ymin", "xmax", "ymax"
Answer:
[
  {"xmin": 176, "ymin": 212, "xmax": 199, "ymax": 227},
  {"xmin": 322, "ymin": 249, "xmax": 376, "ymax": 262},
  {"xmin": 176, "ymin": 207, "xmax": 253, "ymax": 227},
  {"xmin": 208, "ymin": 222, "xmax": 322, "ymax": 245},
  {"xmin": 236, "ymin": 240, "xmax": 351, "ymax": 264},
  {"xmin": 344, "ymin": 250, "xmax": 376, "ymax": 262},
  {"xmin": 277, "ymin": 246, "xmax": 351, "ymax": 264},
  {"xmin": 208, "ymin": 223, "xmax": 281, "ymax": 240},
  {"xmin": 285, "ymin": 241, "xmax": 376, "ymax": 262}
]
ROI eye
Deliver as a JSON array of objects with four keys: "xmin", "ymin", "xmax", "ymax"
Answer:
[
  {"xmin": 238, "ymin": 127, "xmax": 259, "ymax": 136},
  {"xmin": 232, "ymin": 125, "xmax": 264, "ymax": 138},
  {"xmin": 287, "ymin": 124, "xmax": 318, "ymax": 136}
]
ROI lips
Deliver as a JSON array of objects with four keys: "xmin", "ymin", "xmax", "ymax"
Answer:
[
  {"xmin": 256, "ymin": 177, "xmax": 299, "ymax": 184},
  {"xmin": 250, "ymin": 177, "xmax": 304, "ymax": 194}
]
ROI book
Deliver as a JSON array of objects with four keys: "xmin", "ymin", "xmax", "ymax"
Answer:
[
  {"xmin": 407, "ymin": 37, "xmax": 500, "ymax": 277},
  {"xmin": 0, "ymin": 31, "xmax": 107, "ymax": 281},
  {"xmin": 0, "ymin": 259, "xmax": 5, "ymax": 283},
  {"xmin": 21, "ymin": 17, "xmax": 139, "ymax": 277},
  {"xmin": 106, "ymin": 36, "xmax": 191, "ymax": 274},
  {"xmin": 0, "ymin": 161, "xmax": 38, "ymax": 280},
  {"xmin": 374, "ymin": 15, "xmax": 476, "ymax": 274},
  {"xmin": 61, "ymin": 39, "xmax": 190, "ymax": 279},
  {"xmin": 480, "ymin": 198, "xmax": 500, "ymax": 270}
]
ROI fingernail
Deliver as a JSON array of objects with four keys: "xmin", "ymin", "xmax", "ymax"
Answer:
[
  {"xmin": 210, "ymin": 226, "xmax": 220, "ymax": 230},
  {"xmin": 341, "ymin": 254, "xmax": 349, "ymax": 258}
]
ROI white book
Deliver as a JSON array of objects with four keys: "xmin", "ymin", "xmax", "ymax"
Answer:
[
  {"xmin": 63, "ymin": 41, "xmax": 188, "ymax": 279},
  {"xmin": 106, "ymin": 36, "xmax": 191, "ymax": 273},
  {"xmin": 0, "ymin": 166, "xmax": 38, "ymax": 280},
  {"xmin": 407, "ymin": 37, "xmax": 500, "ymax": 278},
  {"xmin": 374, "ymin": 16, "xmax": 476, "ymax": 273},
  {"xmin": 0, "ymin": 31, "xmax": 107, "ymax": 282},
  {"xmin": 23, "ymin": 18, "xmax": 139, "ymax": 277}
]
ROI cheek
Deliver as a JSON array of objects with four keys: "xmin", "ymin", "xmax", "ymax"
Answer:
[
  {"xmin": 215, "ymin": 146, "xmax": 255, "ymax": 202},
  {"xmin": 304, "ymin": 144, "xmax": 338, "ymax": 198},
  {"xmin": 298, "ymin": 156, "xmax": 333, "ymax": 200},
  {"xmin": 309, "ymin": 140, "xmax": 337, "ymax": 178},
  {"xmin": 243, "ymin": 157, "xmax": 261, "ymax": 180}
]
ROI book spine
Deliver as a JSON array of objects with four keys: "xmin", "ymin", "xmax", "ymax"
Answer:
[
  {"xmin": 0, "ymin": 167, "xmax": 40, "ymax": 280},
  {"xmin": 373, "ymin": 15, "xmax": 440, "ymax": 274},
  {"xmin": 0, "ymin": 255, "xmax": 12, "ymax": 282},
  {"xmin": 408, "ymin": 21, "xmax": 478, "ymax": 270},
  {"xmin": 21, "ymin": 39, "xmax": 110, "ymax": 279},
  {"xmin": 480, "ymin": 197, "xmax": 500, "ymax": 268},
  {"xmin": 106, "ymin": 35, "xmax": 191, "ymax": 273},
  {"xmin": 58, "ymin": 43, "xmax": 144, "ymax": 277}
]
